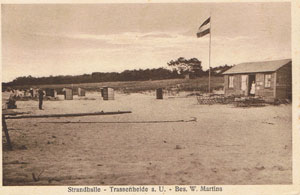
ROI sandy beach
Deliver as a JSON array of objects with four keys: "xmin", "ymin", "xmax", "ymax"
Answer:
[{"xmin": 2, "ymin": 92, "xmax": 292, "ymax": 185}]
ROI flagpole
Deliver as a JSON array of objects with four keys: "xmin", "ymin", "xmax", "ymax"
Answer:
[{"xmin": 208, "ymin": 12, "xmax": 212, "ymax": 93}]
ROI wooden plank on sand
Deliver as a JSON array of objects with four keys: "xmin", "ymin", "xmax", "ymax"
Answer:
[{"xmin": 5, "ymin": 111, "xmax": 132, "ymax": 120}]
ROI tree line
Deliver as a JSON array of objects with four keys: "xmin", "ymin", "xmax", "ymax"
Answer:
[{"xmin": 3, "ymin": 57, "xmax": 232, "ymax": 87}]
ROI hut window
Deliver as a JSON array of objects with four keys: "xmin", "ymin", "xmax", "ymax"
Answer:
[
  {"xmin": 264, "ymin": 74, "xmax": 272, "ymax": 88},
  {"xmin": 229, "ymin": 76, "xmax": 234, "ymax": 88}
]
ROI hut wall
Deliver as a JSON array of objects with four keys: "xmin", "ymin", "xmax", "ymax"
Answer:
[
  {"xmin": 275, "ymin": 63, "xmax": 292, "ymax": 99},
  {"xmin": 224, "ymin": 75, "xmax": 229, "ymax": 95},
  {"xmin": 224, "ymin": 72, "xmax": 276, "ymax": 99},
  {"xmin": 224, "ymin": 74, "xmax": 243, "ymax": 96},
  {"xmin": 255, "ymin": 72, "xmax": 276, "ymax": 99}
]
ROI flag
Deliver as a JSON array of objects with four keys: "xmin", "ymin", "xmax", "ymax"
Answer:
[{"xmin": 197, "ymin": 17, "xmax": 210, "ymax": 38}]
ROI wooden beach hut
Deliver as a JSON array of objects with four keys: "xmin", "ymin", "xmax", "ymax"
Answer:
[
  {"xmin": 45, "ymin": 88, "xmax": 57, "ymax": 97},
  {"xmin": 102, "ymin": 87, "xmax": 114, "ymax": 100},
  {"xmin": 222, "ymin": 59, "xmax": 292, "ymax": 101},
  {"xmin": 63, "ymin": 88, "xmax": 73, "ymax": 100}
]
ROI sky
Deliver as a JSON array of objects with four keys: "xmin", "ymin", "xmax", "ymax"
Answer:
[{"xmin": 1, "ymin": 3, "xmax": 291, "ymax": 82}]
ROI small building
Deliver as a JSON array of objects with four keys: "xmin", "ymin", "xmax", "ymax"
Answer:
[
  {"xmin": 222, "ymin": 59, "xmax": 292, "ymax": 101},
  {"xmin": 45, "ymin": 88, "xmax": 57, "ymax": 97},
  {"xmin": 63, "ymin": 88, "xmax": 73, "ymax": 100},
  {"xmin": 78, "ymin": 88, "xmax": 86, "ymax": 96},
  {"xmin": 156, "ymin": 88, "xmax": 163, "ymax": 99},
  {"xmin": 102, "ymin": 87, "xmax": 114, "ymax": 100}
]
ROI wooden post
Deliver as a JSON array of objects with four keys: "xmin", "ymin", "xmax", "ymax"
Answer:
[{"xmin": 2, "ymin": 115, "xmax": 12, "ymax": 150}]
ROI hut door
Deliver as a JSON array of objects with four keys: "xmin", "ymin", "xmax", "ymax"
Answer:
[
  {"xmin": 248, "ymin": 74, "xmax": 256, "ymax": 96},
  {"xmin": 241, "ymin": 75, "xmax": 248, "ymax": 96}
]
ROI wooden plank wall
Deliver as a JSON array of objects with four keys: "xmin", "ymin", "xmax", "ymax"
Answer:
[
  {"xmin": 224, "ymin": 75, "xmax": 229, "ymax": 91},
  {"xmin": 224, "ymin": 72, "xmax": 276, "ymax": 98},
  {"xmin": 275, "ymin": 63, "xmax": 292, "ymax": 99},
  {"xmin": 224, "ymin": 74, "xmax": 243, "ymax": 96},
  {"xmin": 255, "ymin": 73, "xmax": 275, "ymax": 99},
  {"xmin": 65, "ymin": 88, "xmax": 73, "ymax": 100},
  {"xmin": 223, "ymin": 62, "xmax": 291, "ymax": 100}
]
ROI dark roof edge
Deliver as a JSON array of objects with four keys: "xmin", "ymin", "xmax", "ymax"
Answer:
[
  {"xmin": 222, "ymin": 59, "xmax": 292, "ymax": 75},
  {"xmin": 222, "ymin": 70, "xmax": 276, "ymax": 75}
]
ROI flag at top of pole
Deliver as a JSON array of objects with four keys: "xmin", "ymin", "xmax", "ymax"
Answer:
[
  {"xmin": 196, "ymin": 16, "xmax": 212, "ymax": 93},
  {"xmin": 197, "ymin": 17, "xmax": 210, "ymax": 38}
]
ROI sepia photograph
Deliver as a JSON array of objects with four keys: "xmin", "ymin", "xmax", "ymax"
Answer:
[{"xmin": 1, "ymin": 1, "xmax": 295, "ymax": 189}]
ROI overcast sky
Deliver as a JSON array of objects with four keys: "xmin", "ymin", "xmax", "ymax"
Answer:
[{"xmin": 2, "ymin": 3, "xmax": 291, "ymax": 82}]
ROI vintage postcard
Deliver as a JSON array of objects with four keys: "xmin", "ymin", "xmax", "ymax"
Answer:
[{"xmin": 1, "ymin": 0, "xmax": 299, "ymax": 194}]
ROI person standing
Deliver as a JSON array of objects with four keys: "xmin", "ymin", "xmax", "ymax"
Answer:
[
  {"xmin": 38, "ymin": 89, "xmax": 44, "ymax": 110},
  {"xmin": 250, "ymin": 81, "xmax": 256, "ymax": 96}
]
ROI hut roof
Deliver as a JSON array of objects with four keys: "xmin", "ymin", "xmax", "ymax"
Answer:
[{"xmin": 223, "ymin": 59, "xmax": 291, "ymax": 75}]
